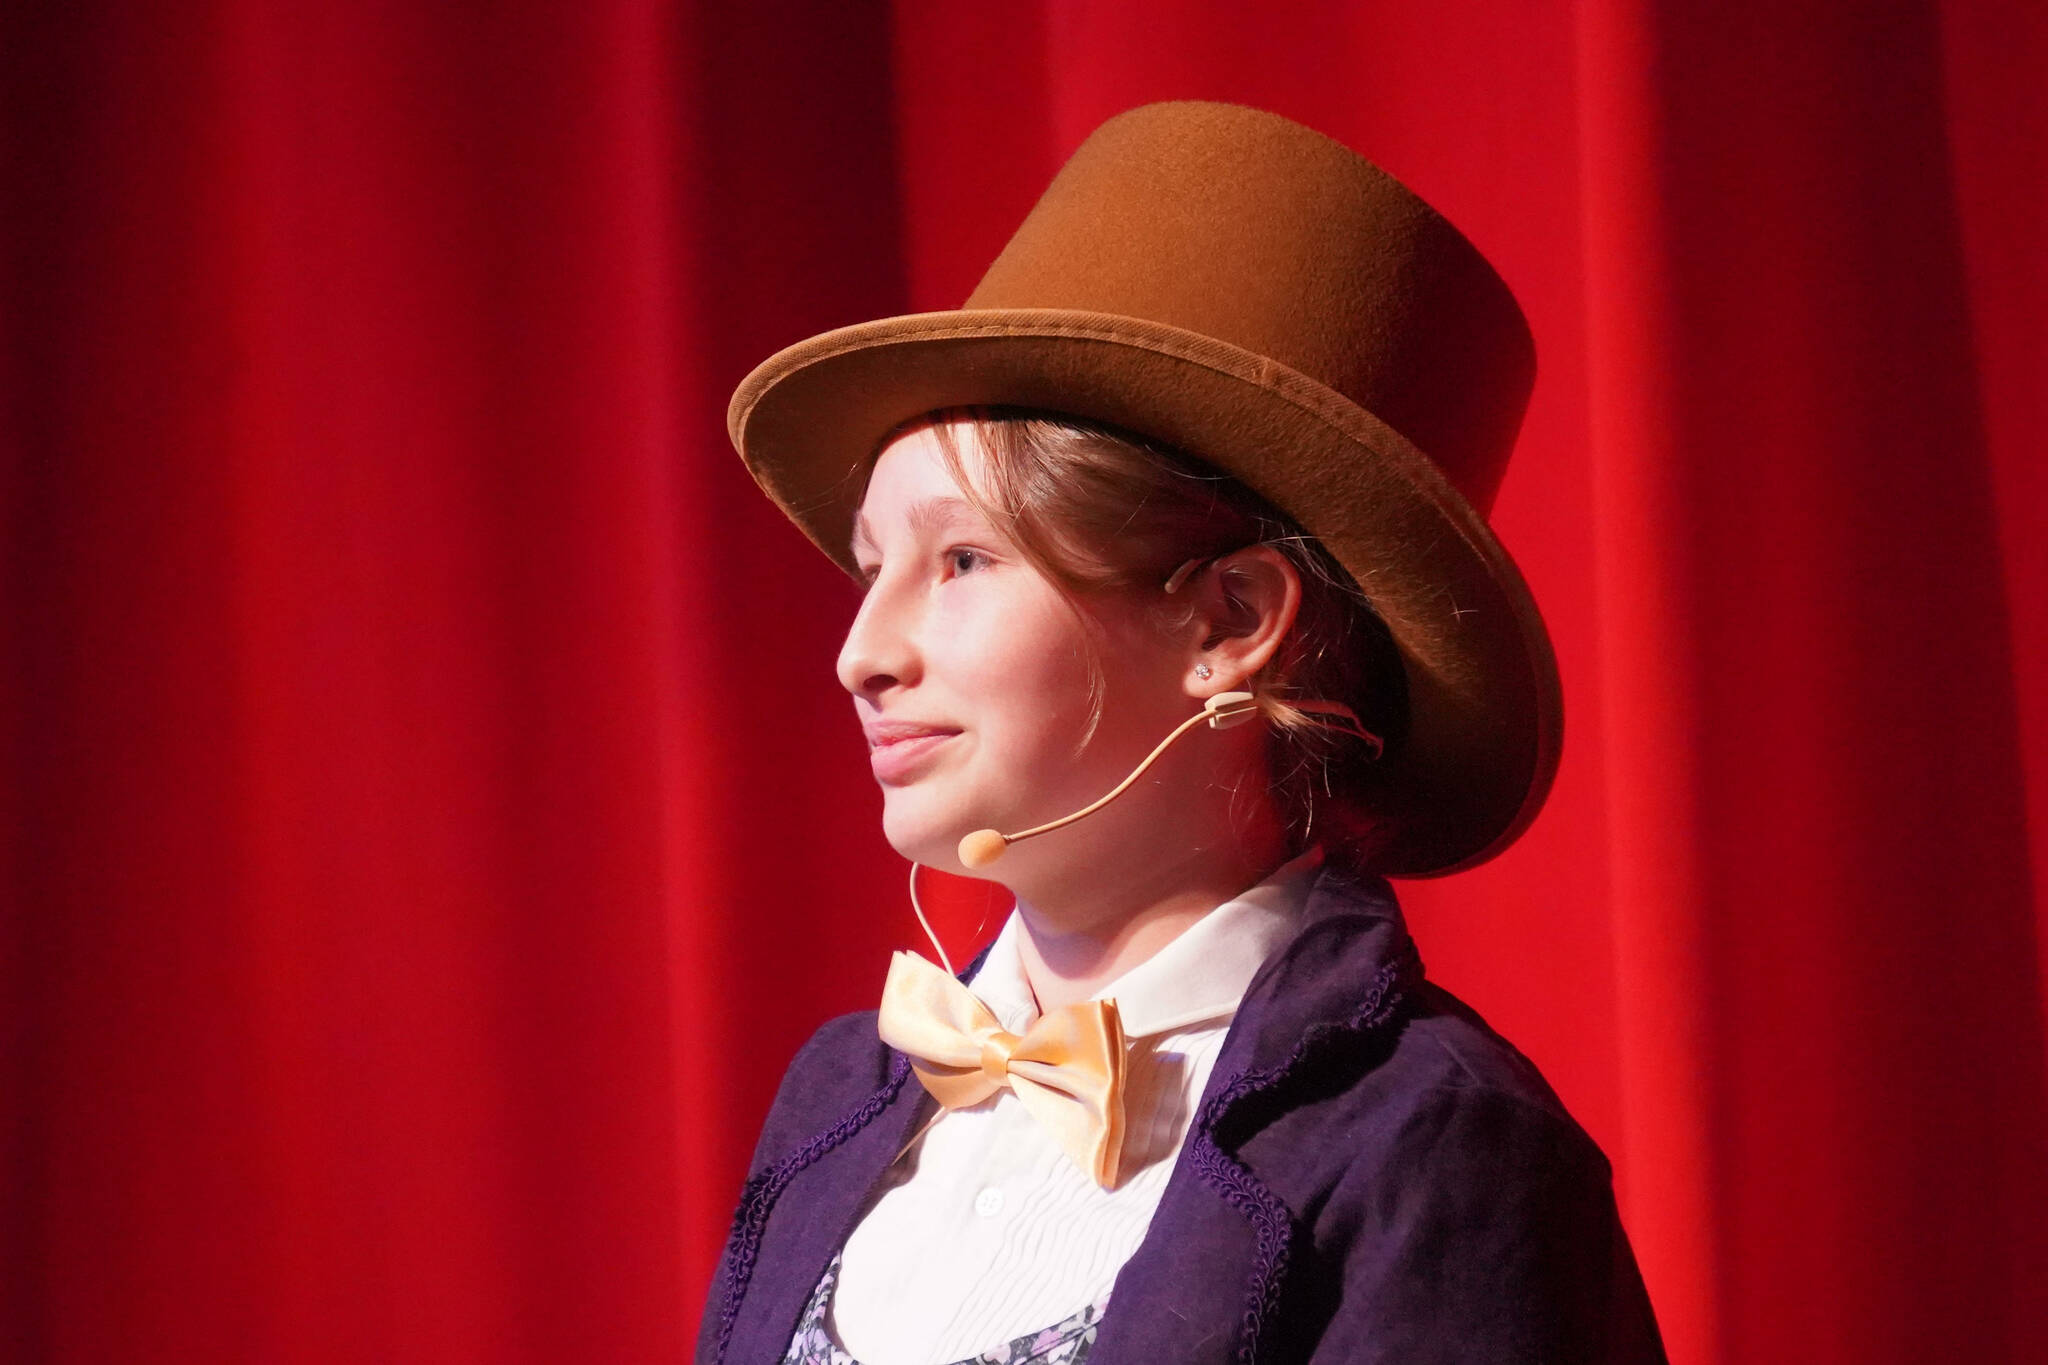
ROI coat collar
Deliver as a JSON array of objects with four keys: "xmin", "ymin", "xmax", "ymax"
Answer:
[
  {"xmin": 964, "ymin": 843, "xmax": 1328, "ymax": 1037},
  {"xmin": 1213, "ymin": 850, "xmax": 1421, "ymax": 1085}
]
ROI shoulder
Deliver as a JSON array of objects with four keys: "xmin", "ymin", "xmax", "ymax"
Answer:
[
  {"xmin": 1394, "ymin": 982, "xmax": 1605, "ymax": 1157},
  {"xmin": 1306, "ymin": 990, "xmax": 1664, "ymax": 1361},
  {"xmin": 1209, "ymin": 869, "xmax": 1665, "ymax": 1357},
  {"xmin": 746, "ymin": 1008, "xmax": 901, "ymax": 1175},
  {"xmin": 1235, "ymin": 968, "xmax": 1613, "ymax": 1220},
  {"xmin": 1286, "ymin": 985, "xmax": 1653, "ymax": 1352},
  {"xmin": 782, "ymin": 1007, "xmax": 892, "ymax": 1083},
  {"xmin": 1361, "ymin": 979, "xmax": 1611, "ymax": 1187},
  {"xmin": 1240, "ymin": 863, "xmax": 1610, "ymax": 1184}
]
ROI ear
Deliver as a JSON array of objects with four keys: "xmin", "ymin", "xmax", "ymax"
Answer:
[{"xmin": 1180, "ymin": 545, "xmax": 1301, "ymax": 695}]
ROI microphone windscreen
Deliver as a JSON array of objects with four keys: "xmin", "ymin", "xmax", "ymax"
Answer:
[{"xmin": 958, "ymin": 829, "xmax": 1009, "ymax": 869}]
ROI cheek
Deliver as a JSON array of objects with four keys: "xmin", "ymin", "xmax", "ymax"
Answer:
[{"xmin": 934, "ymin": 593, "xmax": 1096, "ymax": 726}]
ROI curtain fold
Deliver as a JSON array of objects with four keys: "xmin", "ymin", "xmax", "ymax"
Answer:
[{"xmin": 4, "ymin": 2, "xmax": 2041, "ymax": 1361}]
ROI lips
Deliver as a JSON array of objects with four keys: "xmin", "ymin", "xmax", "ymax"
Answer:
[
  {"xmin": 866, "ymin": 723, "xmax": 961, "ymax": 783},
  {"xmin": 864, "ymin": 721, "xmax": 961, "ymax": 748}
]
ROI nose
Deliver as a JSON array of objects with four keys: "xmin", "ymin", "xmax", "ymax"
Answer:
[{"xmin": 835, "ymin": 573, "xmax": 921, "ymax": 700}]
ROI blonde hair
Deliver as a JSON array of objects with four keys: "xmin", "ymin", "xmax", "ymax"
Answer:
[{"xmin": 905, "ymin": 407, "xmax": 1408, "ymax": 866}]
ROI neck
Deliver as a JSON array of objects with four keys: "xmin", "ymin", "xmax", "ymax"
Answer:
[{"xmin": 1008, "ymin": 821, "xmax": 1291, "ymax": 1012}]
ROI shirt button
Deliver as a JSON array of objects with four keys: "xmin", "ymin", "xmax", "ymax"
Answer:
[{"xmin": 973, "ymin": 1187, "xmax": 1005, "ymax": 1218}]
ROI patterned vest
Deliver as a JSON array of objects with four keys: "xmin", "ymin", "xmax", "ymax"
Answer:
[{"xmin": 779, "ymin": 1252, "xmax": 1107, "ymax": 1365}]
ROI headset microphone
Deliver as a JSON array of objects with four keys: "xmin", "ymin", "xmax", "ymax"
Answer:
[
  {"xmin": 955, "ymin": 690, "xmax": 1381, "ymax": 869},
  {"xmin": 907, "ymin": 548, "xmax": 1383, "ymax": 965},
  {"xmin": 904, "ymin": 687, "xmax": 1381, "ymax": 971}
]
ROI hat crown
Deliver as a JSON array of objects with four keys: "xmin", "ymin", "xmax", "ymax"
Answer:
[{"xmin": 966, "ymin": 102, "xmax": 1534, "ymax": 512}]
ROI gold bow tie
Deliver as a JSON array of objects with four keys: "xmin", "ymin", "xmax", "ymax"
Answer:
[{"xmin": 876, "ymin": 950, "xmax": 1127, "ymax": 1187}]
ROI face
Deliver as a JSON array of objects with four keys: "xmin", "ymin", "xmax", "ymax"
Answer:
[{"xmin": 837, "ymin": 422, "xmax": 1196, "ymax": 875}]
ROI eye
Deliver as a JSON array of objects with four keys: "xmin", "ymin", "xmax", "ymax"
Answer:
[
  {"xmin": 943, "ymin": 546, "xmax": 990, "ymax": 577},
  {"xmin": 853, "ymin": 547, "xmax": 987, "ymax": 595}
]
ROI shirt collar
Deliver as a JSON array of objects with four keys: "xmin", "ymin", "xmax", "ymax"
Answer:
[{"xmin": 967, "ymin": 844, "xmax": 1326, "ymax": 1038}]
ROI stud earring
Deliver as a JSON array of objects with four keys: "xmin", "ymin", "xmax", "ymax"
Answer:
[{"xmin": 1194, "ymin": 664, "xmax": 1213, "ymax": 679}]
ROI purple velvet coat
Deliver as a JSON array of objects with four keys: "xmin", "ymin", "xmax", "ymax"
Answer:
[{"xmin": 695, "ymin": 857, "xmax": 1668, "ymax": 1364}]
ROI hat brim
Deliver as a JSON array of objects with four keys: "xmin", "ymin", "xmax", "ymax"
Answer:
[{"xmin": 727, "ymin": 308, "xmax": 1561, "ymax": 877}]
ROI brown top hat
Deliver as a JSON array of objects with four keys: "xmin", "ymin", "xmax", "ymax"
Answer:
[{"xmin": 728, "ymin": 100, "xmax": 1558, "ymax": 877}]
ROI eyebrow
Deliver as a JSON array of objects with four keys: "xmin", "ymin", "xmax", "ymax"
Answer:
[{"xmin": 848, "ymin": 495, "xmax": 981, "ymax": 558}]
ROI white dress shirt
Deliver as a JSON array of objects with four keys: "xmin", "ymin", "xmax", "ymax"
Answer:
[{"xmin": 829, "ymin": 845, "xmax": 1326, "ymax": 1365}]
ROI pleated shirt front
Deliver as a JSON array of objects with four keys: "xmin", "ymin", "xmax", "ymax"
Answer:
[{"xmin": 827, "ymin": 846, "xmax": 1325, "ymax": 1365}]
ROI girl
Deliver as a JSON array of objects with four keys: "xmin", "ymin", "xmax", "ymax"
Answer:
[{"xmin": 699, "ymin": 101, "xmax": 1666, "ymax": 1365}]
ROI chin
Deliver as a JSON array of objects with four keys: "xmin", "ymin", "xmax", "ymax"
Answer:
[{"xmin": 878, "ymin": 792, "xmax": 973, "ymax": 872}]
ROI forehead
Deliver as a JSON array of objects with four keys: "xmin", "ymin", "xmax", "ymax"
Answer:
[{"xmin": 847, "ymin": 425, "xmax": 994, "ymax": 554}]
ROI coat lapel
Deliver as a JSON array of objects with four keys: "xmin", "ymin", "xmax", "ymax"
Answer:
[
  {"xmin": 713, "ymin": 937, "xmax": 1001, "ymax": 1365},
  {"xmin": 715, "ymin": 1052, "xmax": 934, "ymax": 1365},
  {"xmin": 1089, "ymin": 858, "xmax": 1421, "ymax": 1365}
]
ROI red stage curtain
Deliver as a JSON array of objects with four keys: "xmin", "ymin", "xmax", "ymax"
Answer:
[{"xmin": 4, "ymin": 3, "xmax": 2042, "ymax": 1362}]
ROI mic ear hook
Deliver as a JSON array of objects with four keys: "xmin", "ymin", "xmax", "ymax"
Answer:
[
  {"xmin": 1204, "ymin": 690, "xmax": 1383, "ymax": 758},
  {"xmin": 1203, "ymin": 690, "xmax": 1260, "ymax": 730}
]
